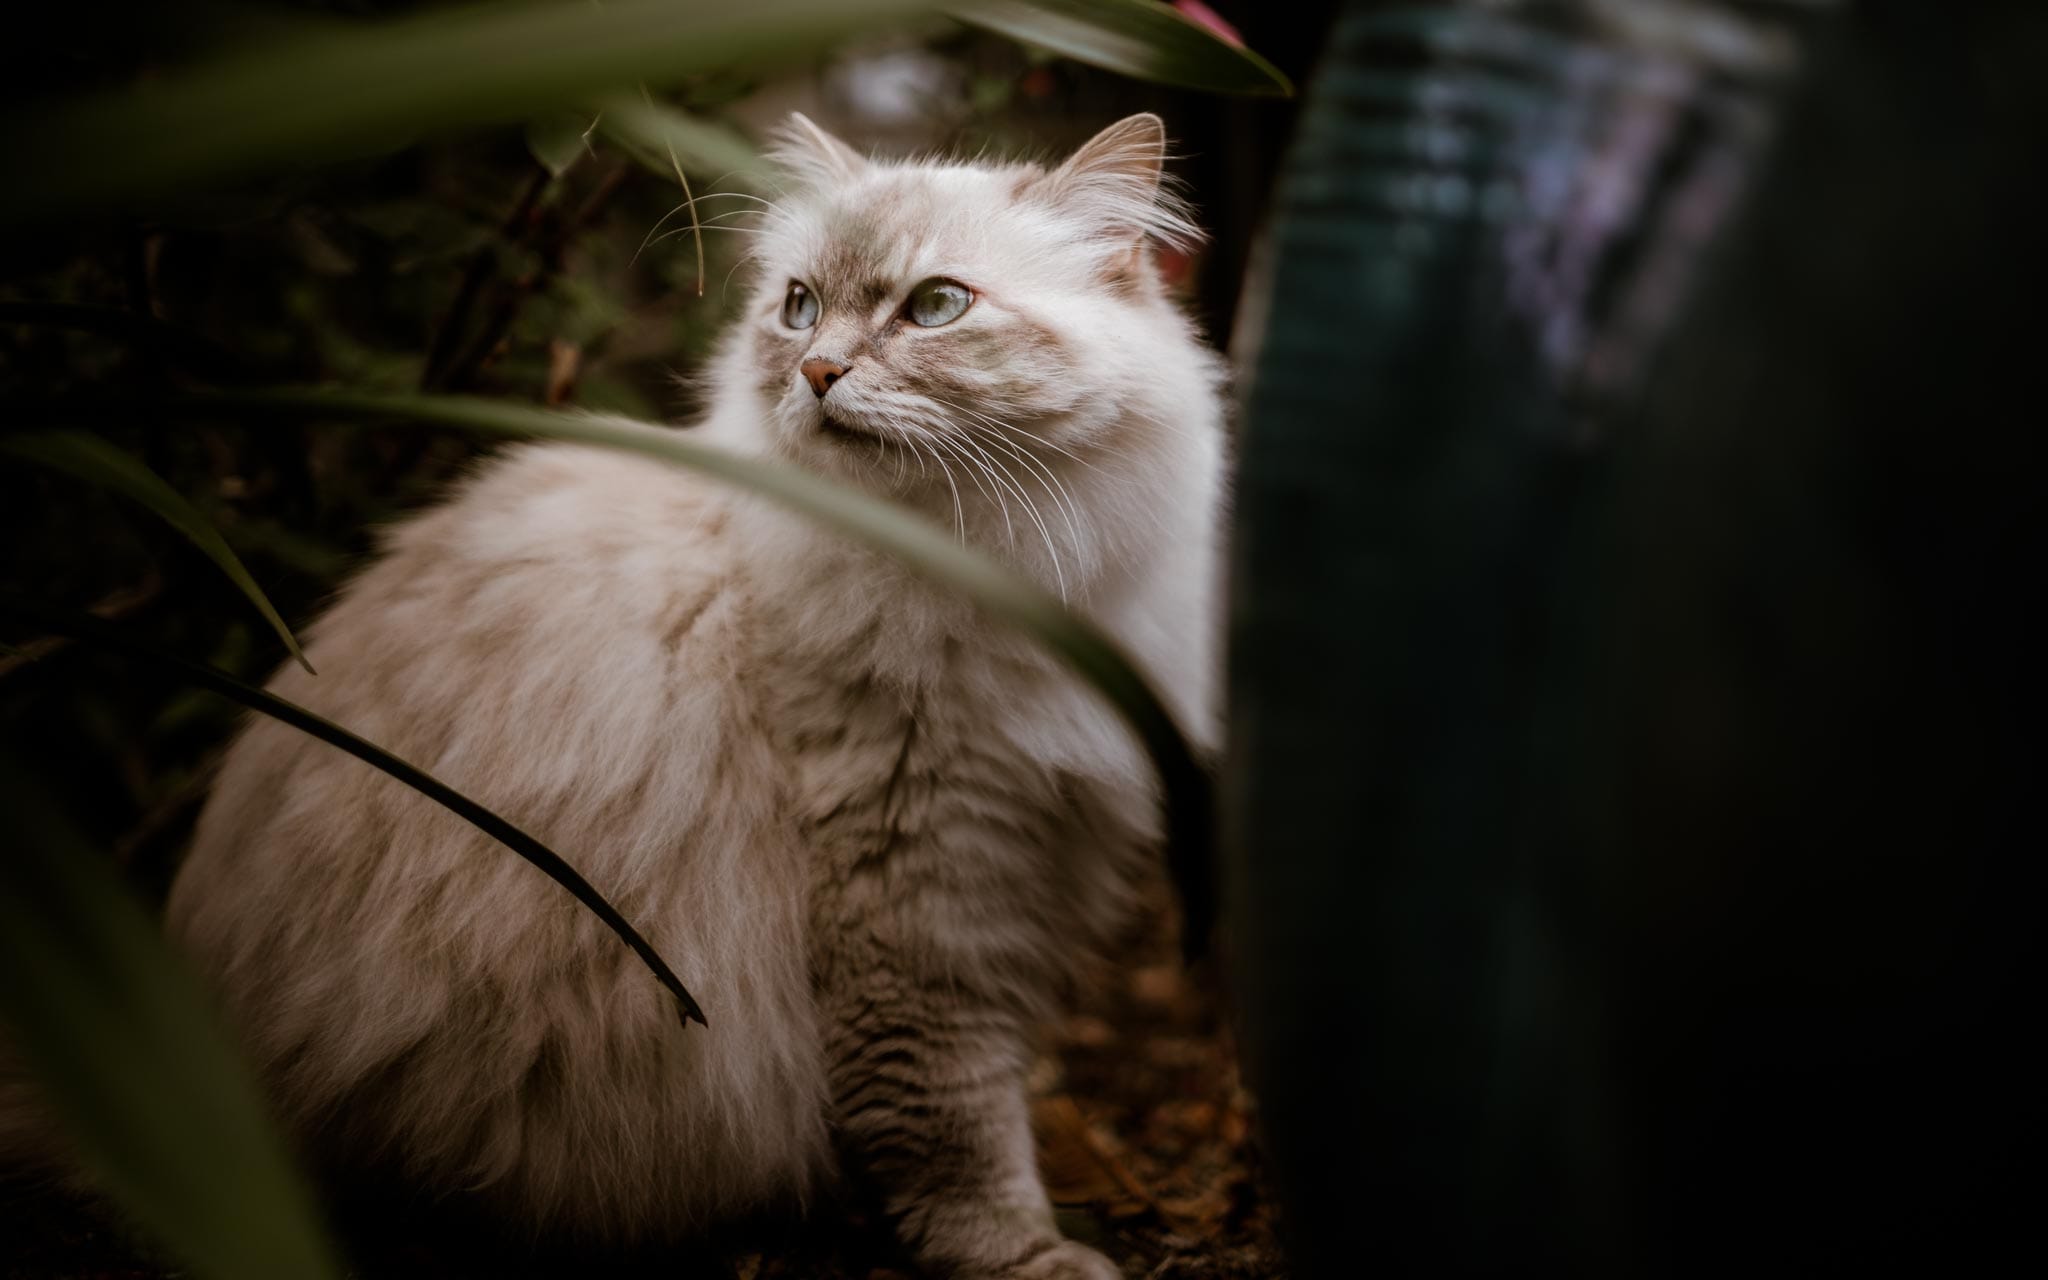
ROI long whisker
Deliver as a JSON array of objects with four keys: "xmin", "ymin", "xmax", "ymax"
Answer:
[
  {"xmin": 689, "ymin": 191, "xmax": 777, "ymax": 208},
  {"xmin": 880, "ymin": 425, "xmax": 909, "ymax": 488},
  {"xmin": 930, "ymin": 447, "xmax": 965, "ymax": 541},
  {"xmin": 896, "ymin": 425, "xmax": 929, "ymax": 481},
  {"xmin": 958, "ymin": 419, "xmax": 1081, "ymax": 524},
  {"xmin": 719, "ymin": 251, "xmax": 763, "ymax": 301},
  {"xmin": 1120, "ymin": 404, "xmax": 1205, "ymax": 443},
  {"xmin": 924, "ymin": 430, "xmax": 1013, "ymax": 551},
  {"xmin": 943, "ymin": 427, "xmax": 1033, "ymax": 538},
  {"xmin": 929, "ymin": 394, "xmax": 1112, "ymax": 472},
  {"xmin": 631, "ymin": 191, "xmax": 787, "ymax": 267},
  {"xmin": 965, "ymin": 424, "xmax": 1084, "ymax": 557},
  {"xmin": 925, "ymin": 395, "xmax": 1088, "ymax": 559},
  {"xmin": 649, "ymin": 225, "xmax": 770, "ymax": 247},
  {"xmin": 972, "ymin": 441, "xmax": 1068, "ymax": 600},
  {"xmin": 936, "ymin": 415, "xmax": 1067, "ymax": 601},
  {"xmin": 927, "ymin": 397, "xmax": 1121, "ymax": 549}
]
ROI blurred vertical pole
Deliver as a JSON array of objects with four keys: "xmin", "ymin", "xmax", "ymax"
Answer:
[{"xmin": 1223, "ymin": 1, "xmax": 1835, "ymax": 1273}]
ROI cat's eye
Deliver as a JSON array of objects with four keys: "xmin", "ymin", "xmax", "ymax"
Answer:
[
  {"xmin": 905, "ymin": 278, "xmax": 973, "ymax": 328},
  {"xmin": 781, "ymin": 281, "xmax": 819, "ymax": 330}
]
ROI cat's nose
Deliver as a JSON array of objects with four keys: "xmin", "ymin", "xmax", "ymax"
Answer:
[{"xmin": 800, "ymin": 357, "xmax": 849, "ymax": 398}]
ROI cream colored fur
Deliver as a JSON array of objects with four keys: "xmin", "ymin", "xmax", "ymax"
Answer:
[{"xmin": 160, "ymin": 113, "xmax": 1226, "ymax": 1278}]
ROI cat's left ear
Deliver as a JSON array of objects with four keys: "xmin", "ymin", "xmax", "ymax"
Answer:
[
  {"xmin": 1037, "ymin": 114, "xmax": 1201, "ymax": 253},
  {"xmin": 769, "ymin": 112, "xmax": 869, "ymax": 189}
]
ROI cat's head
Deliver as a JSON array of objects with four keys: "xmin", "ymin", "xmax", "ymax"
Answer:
[{"xmin": 708, "ymin": 113, "xmax": 1210, "ymax": 507}]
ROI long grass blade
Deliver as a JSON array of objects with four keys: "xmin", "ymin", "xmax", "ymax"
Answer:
[
  {"xmin": 0, "ymin": 598, "xmax": 707, "ymax": 1029},
  {"xmin": 0, "ymin": 431, "xmax": 312, "ymax": 675}
]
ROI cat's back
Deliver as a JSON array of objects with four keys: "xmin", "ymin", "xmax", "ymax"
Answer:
[
  {"xmin": 166, "ymin": 441, "xmax": 829, "ymax": 1239},
  {"xmin": 182, "ymin": 440, "xmax": 758, "ymax": 892}
]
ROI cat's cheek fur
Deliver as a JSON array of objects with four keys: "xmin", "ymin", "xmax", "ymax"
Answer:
[
  {"xmin": 752, "ymin": 321, "xmax": 808, "ymax": 405},
  {"xmin": 146, "ymin": 112, "xmax": 1224, "ymax": 1274}
]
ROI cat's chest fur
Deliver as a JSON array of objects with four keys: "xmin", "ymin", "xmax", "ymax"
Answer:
[{"xmin": 738, "ymin": 535, "xmax": 1159, "ymax": 1001}]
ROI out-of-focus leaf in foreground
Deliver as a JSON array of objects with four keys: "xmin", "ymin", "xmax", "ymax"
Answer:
[
  {"xmin": 595, "ymin": 95, "xmax": 764, "ymax": 188},
  {"xmin": 52, "ymin": 388, "xmax": 1218, "ymax": 949},
  {"xmin": 0, "ymin": 754, "xmax": 340, "ymax": 1280},
  {"xmin": 955, "ymin": 0, "xmax": 1291, "ymax": 95},
  {"xmin": 1, "ymin": 0, "xmax": 1290, "ymax": 228},
  {"xmin": 525, "ymin": 110, "xmax": 597, "ymax": 180},
  {"xmin": 0, "ymin": 0, "xmax": 940, "ymax": 227}
]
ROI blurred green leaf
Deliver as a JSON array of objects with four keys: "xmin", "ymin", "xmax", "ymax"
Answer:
[
  {"xmin": 107, "ymin": 388, "xmax": 1218, "ymax": 946},
  {"xmin": 595, "ymin": 95, "xmax": 765, "ymax": 187},
  {"xmin": 575, "ymin": 370, "xmax": 661, "ymax": 419},
  {"xmin": 955, "ymin": 0, "xmax": 1293, "ymax": 96},
  {"xmin": 1, "ymin": 0, "xmax": 1295, "ymax": 228},
  {"xmin": 3, "ymin": 601, "xmax": 708, "ymax": 1030},
  {"xmin": 1, "ymin": 0, "xmax": 943, "ymax": 226},
  {"xmin": 0, "ymin": 753, "xmax": 341, "ymax": 1280},
  {"xmin": 526, "ymin": 110, "xmax": 595, "ymax": 179},
  {"xmin": 0, "ymin": 431, "xmax": 312, "ymax": 674}
]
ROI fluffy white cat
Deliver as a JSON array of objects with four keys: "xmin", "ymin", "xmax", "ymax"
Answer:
[{"xmin": 163, "ymin": 112, "xmax": 1227, "ymax": 1278}]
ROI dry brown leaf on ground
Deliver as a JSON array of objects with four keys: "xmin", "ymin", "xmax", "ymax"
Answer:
[
  {"xmin": 1036, "ymin": 1094, "xmax": 1150, "ymax": 1218},
  {"xmin": 1032, "ymin": 1093, "xmax": 1223, "ymax": 1240}
]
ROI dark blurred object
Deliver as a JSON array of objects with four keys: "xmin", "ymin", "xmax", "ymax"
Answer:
[
  {"xmin": 1173, "ymin": 0, "xmax": 1343, "ymax": 350},
  {"xmin": 1599, "ymin": 1, "xmax": 2048, "ymax": 1270},
  {"xmin": 1226, "ymin": 0, "xmax": 2044, "ymax": 1274}
]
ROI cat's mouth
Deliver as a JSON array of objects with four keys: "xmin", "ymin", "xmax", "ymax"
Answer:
[{"xmin": 816, "ymin": 409, "xmax": 879, "ymax": 444}]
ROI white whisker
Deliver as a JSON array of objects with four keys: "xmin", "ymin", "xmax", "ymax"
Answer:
[
  {"xmin": 964, "ymin": 424, "xmax": 1084, "ymax": 557},
  {"xmin": 632, "ymin": 188, "xmax": 752, "ymax": 267},
  {"xmin": 880, "ymin": 425, "xmax": 910, "ymax": 488},
  {"xmin": 649, "ymin": 225, "xmax": 768, "ymax": 248},
  {"xmin": 923, "ymin": 396, "xmax": 1089, "ymax": 582},
  {"xmin": 908, "ymin": 435, "xmax": 965, "ymax": 542},
  {"xmin": 929, "ymin": 394, "xmax": 1112, "ymax": 472},
  {"xmin": 634, "ymin": 189, "xmax": 795, "ymax": 267},
  {"xmin": 924, "ymin": 430, "xmax": 1013, "ymax": 551},
  {"xmin": 719, "ymin": 252, "xmax": 763, "ymax": 301},
  {"xmin": 934, "ymin": 413, "xmax": 1068, "ymax": 601}
]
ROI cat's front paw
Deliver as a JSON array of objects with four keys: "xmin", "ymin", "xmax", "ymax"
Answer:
[{"xmin": 999, "ymin": 1238, "xmax": 1121, "ymax": 1280}]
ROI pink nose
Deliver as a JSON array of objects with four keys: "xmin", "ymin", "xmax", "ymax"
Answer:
[{"xmin": 801, "ymin": 357, "xmax": 848, "ymax": 398}]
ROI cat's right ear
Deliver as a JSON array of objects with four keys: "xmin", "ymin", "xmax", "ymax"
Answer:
[
  {"xmin": 769, "ymin": 113, "xmax": 869, "ymax": 189},
  {"xmin": 1034, "ymin": 113, "xmax": 1201, "ymax": 254}
]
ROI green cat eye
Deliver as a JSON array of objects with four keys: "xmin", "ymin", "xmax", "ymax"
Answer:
[
  {"xmin": 906, "ymin": 278, "xmax": 973, "ymax": 328},
  {"xmin": 782, "ymin": 281, "xmax": 818, "ymax": 330}
]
